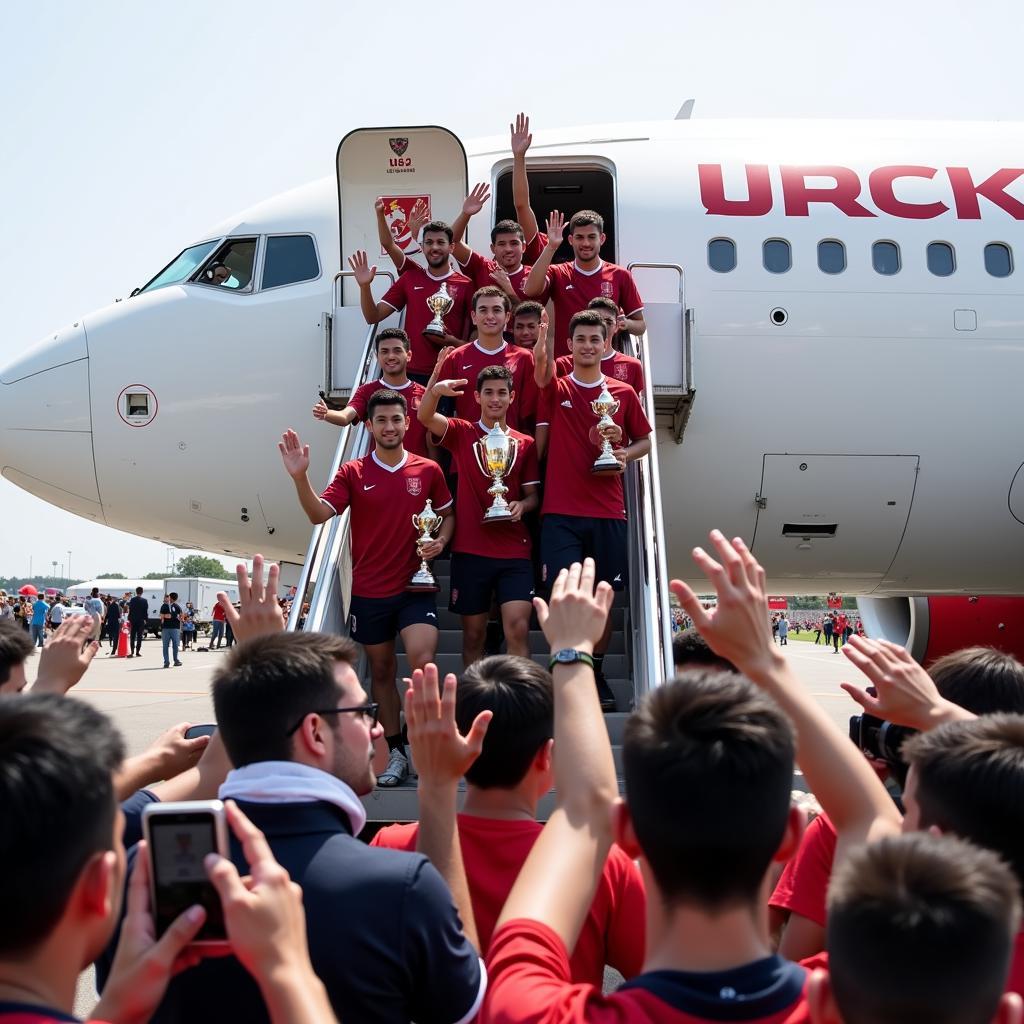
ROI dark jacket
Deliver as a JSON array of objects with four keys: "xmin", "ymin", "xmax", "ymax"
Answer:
[
  {"xmin": 127, "ymin": 595, "xmax": 149, "ymax": 625},
  {"xmin": 100, "ymin": 800, "xmax": 482, "ymax": 1024}
]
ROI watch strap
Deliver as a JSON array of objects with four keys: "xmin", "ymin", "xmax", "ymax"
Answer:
[{"xmin": 548, "ymin": 649, "xmax": 596, "ymax": 671}]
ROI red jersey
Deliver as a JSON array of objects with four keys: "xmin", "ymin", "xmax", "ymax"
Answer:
[
  {"xmin": 437, "ymin": 419, "xmax": 540, "ymax": 560},
  {"xmin": 537, "ymin": 375, "xmax": 652, "ymax": 521},
  {"xmin": 484, "ymin": 919, "xmax": 810, "ymax": 1024},
  {"xmin": 438, "ymin": 341, "xmax": 538, "ymax": 430},
  {"xmin": 347, "ymin": 377, "xmax": 429, "ymax": 457},
  {"xmin": 524, "ymin": 232, "xmax": 548, "ymax": 265},
  {"xmin": 372, "ymin": 815, "xmax": 645, "ymax": 985},
  {"xmin": 459, "ymin": 250, "xmax": 535, "ymax": 303},
  {"xmin": 543, "ymin": 261, "xmax": 644, "ymax": 353},
  {"xmin": 380, "ymin": 262, "xmax": 473, "ymax": 375},
  {"xmin": 770, "ymin": 813, "xmax": 835, "ymax": 935},
  {"xmin": 0, "ymin": 1010, "xmax": 110, "ymax": 1024},
  {"xmin": 319, "ymin": 451, "xmax": 452, "ymax": 598},
  {"xmin": 556, "ymin": 351, "xmax": 645, "ymax": 395},
  {"xmin": 211, "ymin": 602, "xmax": 226, "ymax": 622},
  {"xmin": 1006, "ymin": 931, "xmax": 1024, "ymax": 997}
]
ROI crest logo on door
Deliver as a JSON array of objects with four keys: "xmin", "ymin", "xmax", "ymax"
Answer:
[{"xmin": 389, "ymin": 138, "xmax": 409, "ymax": 156}]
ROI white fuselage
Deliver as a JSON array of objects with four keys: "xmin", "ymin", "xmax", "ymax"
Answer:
[{"xmin": 2, "ymin": 118, "xmax": 1022, "ymax": 595}]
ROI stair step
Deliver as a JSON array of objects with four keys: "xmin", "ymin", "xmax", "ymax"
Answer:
[
  {"xmin": 395, "ymin": 652, "xmax": 628, "ymax": 681},
  {"xmin": 421, "ymin": 629, "xmax": 625, "ymax": 655}
]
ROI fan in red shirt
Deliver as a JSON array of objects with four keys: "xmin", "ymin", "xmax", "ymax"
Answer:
[
  {"xmin": 311, "ymin": 327, "xmax": 430, "ymax": 457},
  {"xmin": 419, "ymin": 359, "xmax": 540, "ymax": 665},
  {"xmin": 550, "ymin": 297, "xmax": 645, "ymax": 395},
  {"xmin": 436, "ymin": 287, "xmax": 538, "ymax": 432},
  {"xmin": 279, "ymin": 389, "xmax": 453, "ymax": 788},
  {"xmin": 372, "ymin": 653, "xmax": 645, "ymax": 985},
  {"xmin": 349, "ymin": 216, "xmax": 472, "ymax": 382},
  {"xmin": 478, "ymin": 543, "xmax": 821, "ymax": 1024},
  {"xmin": 524, "ymin": 208, "xmax": 645, "ymax": 352},
  {"xmin": 534, "ymin": 310, "xmax": 651, "ymax": 710}
]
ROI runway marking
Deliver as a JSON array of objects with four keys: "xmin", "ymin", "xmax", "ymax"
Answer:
[{"xmin": 76, "ymin": 688, "xmax": 208, "ymax": 696}]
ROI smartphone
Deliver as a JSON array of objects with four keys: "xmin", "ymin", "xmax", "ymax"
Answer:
[
  {"xmin": 184, "ymin": 723, "xmax": 217, "ymax": 740},
  {"xmin": 142, "ymin": 799, "xmax": 228, "ymax": 944}
]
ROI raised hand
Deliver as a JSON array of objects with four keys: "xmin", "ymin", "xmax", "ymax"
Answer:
[
  {"xmin": 217, "ymin": 553, "xmax": 285, "ymax": 644},
  {"xmin": 278, "ymin": 429, "xmax": 310, "ymax": 479},
  {"xmin": 462, "ymin": 182, "xmax": 491, "ymax": 217},
  {"xmin": 534, "ymin": 558, "xmax": 613, "ymax": 655},
  {"xmin": 405, "ymin": 663, "xmax": 491, "ymax": 786},
  {"xmin": 348, "ymin": 250, "xmax": 376, "ymax": 287},
  {"xmin": 545, "ymin": 209, "xmax": 565, "ymax": 250},
  {"xmin": 432, "ymin": 377, "xmax": 468, "ymax": 397},
  {"xmin": 407, "ymin": 198, "xmax": 430, "ymax": 241},
  {"xmin": 510, "ymin": 112, "xmax": 532, "ymax": 156},
  {"xmin": 32, "ymin": 614, "xmax": 99, "ymax": 694},
  {"xmin": 669, "ymin": 531, "xmax": 777, "ymax": 678},
  {"xmin": 840, "ymin": 635, "xmax": 973, "ymax": 729},
  {"xmin": 312, "ymin": 399, "xmax": 328, "ymax": 421}
]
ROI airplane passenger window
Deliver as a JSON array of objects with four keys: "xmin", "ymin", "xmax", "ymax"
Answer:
[
  {"xmin": 926, "ymin": 242, "xmax": 956, "ymax": 277},
  {"xmin": 763, "ymin": 239, "xmax": 791, "ymax": 273},
  {"xmin": 708, "ymin": 238, "xmax": 736, "ymax": 273},
  {"xmin": 139, "ymin": 240, "xmax": 219, "ymax": 294},
  {"xmin": 196, "ymin": 238, "xmax": 258, "ymax": 290},
  {"xmin": 262, "ymin": 235, "xmax": 320, "ymax": 289},
  {"xmin": 817, "ymin": 240, "xmax": 846, "ymax": 275},
  {"xmin": 984, "ymin": 242, "xmax": 1013, "ymax": 278},
  {"xmin": 872, "ymin": 241, "xmax": 901, "ymax": 275}
]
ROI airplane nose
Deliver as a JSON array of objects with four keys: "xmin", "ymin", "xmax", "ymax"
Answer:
[{"xmin": 0, "ymin": 320, "xmax": 103, "ymax": 521}]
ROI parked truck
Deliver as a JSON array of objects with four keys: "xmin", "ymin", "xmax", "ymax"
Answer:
[
  {"xmin": 162, "ymin": 577, "xmax": 240, "ymax": 629},
  {"xmin": 66, "ymin": 580, "xmax": 166, "ymax": 635}
]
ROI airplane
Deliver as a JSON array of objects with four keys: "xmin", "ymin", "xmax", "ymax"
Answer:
[{"xmin": 2, "ymin": 116, "xmax": 1023, "ymax": 669}]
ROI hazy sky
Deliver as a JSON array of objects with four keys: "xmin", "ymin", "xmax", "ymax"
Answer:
[{"xmin": 1, "ymin": 0, "xmax": 1020, "ymax": 580}]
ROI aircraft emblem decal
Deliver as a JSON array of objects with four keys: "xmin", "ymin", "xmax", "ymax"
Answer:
[{"xmin": 389, "ymin": 138, "xmax": 409, "ymax": 156}]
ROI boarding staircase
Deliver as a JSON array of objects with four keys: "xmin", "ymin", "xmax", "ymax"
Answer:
[{"xmin": 288, "ymin": 267, "xmax": 689, "ymax": 822}]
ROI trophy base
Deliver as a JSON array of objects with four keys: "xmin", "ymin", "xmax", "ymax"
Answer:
[
  {"xmin": 406, "ymin": 581, "xmax": 440, "ymax": 594},
  {"xmin": 591, "ymin": 460, "xmax": 623, "ymax": 476},
  {"xmin": 422, "ymin": 326, "xmax": 446, "ymax": 339},
  {"xmin": 481, "ymin": 508, "xmax": 514, "ymax": 524}
]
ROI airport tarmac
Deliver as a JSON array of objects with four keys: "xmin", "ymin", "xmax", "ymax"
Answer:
[{"xmin": 24, "ymin": 631, "xmax": 864, "ymax": 757}]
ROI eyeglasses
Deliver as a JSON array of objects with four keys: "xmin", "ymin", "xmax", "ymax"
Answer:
[{"xmin": 285, "ymin": 702, "xmax": 380, "ymax": 736}]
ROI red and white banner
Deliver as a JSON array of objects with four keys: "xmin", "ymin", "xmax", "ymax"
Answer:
[{"xmin": 767, "ymin": 596, "xmax": 788, "ymax": 610}]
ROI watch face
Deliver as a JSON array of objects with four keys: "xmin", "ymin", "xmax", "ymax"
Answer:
[{"xmin": 556, "ymin": 649, "xmax": 576, "ymax": 663}]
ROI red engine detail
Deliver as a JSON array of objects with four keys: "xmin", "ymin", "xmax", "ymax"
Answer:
[{"xmin": 920, "ymin": 596, "xmax": 1024, "ymax": 667}]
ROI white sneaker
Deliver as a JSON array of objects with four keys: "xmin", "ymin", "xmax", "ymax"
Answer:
[{"xmin": 377, "ymin": 747, "xmax": 409, "ymax": 788}]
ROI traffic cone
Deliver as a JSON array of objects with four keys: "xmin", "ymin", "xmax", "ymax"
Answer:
[{"xmin": 117, "ymin": 621, "xmax": 130, "ymax": 658}]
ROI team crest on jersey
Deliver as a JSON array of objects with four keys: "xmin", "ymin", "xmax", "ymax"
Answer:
[
  {"xmin": 389, "ymin": 137, "xmax": 409, "ymax": 156},
  {"xmin": 614, "ymin": 364, "xmax": 628, "ymax": 380},
  {"xmin": 600, "ymin": 282, "xmax": 613, "ymax": 297},
  {"xmin": 406, "ymin": 477, "xmax": 422, "ymax": 496}
]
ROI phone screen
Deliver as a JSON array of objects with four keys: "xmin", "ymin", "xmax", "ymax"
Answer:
[
  {"xmin": 148, "ymin": 812, "xmax": 226, "ymax": 940},
  {"xmin": 184, "ymin": 724, "xmax": 217, "ymax": 740}
]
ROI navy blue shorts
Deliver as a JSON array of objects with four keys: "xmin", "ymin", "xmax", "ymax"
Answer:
[
  {"xmin": 541, "ymin": 514, "xmax": 628, "ymax": 591},
  {"xmin": 449, "ymin": 552, "xmax": 534, "ymax": 615},
  {"xmin": 348, "ymin": 591, "xmax": 438, "ymax": 647}
]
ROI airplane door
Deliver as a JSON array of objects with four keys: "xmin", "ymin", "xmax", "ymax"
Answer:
[
  {"xmin": 751, "ymin": 454, "xmax": 919, "ymax": 593},
  {"xmin": 336, "ymin": 126, "xmax": 468, "ymax": 305},
  {"xmin": 327, "ymin": 127, "xmax": 467, "ymax": 395}
]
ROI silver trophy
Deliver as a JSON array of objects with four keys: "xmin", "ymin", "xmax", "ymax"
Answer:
[
  {"xmin": 473, "ymin": 423, "xmax": 520, "ymax": 523},
  {"xmin": 407, "ymin": 499, "xmax": 442, "ymax": 592},
  {"xmin": 423, "ymin": 282, "xmax": 454, "ymax": 338},
  {"xmin": 590, "ymin": 382, "xmax": 623, "ymax": 475}
]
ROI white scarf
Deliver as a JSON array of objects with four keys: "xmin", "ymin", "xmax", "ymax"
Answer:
[{"xmin": 219, "ymin": 760, "xmax": 367, "ymax": 836}]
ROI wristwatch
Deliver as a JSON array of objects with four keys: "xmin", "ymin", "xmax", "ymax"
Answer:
[{"xmin": 548, "ymin": 648, "xmax": 595, "ymax": 671}]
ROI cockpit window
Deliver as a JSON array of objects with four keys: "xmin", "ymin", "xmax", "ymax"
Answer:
[
  {"xmin": 138, "ymin": 240, "xmax": 219, "ymax": 293},
  {"xmin": 195, "ymin": 238, "xmax": 258, "ymax": 291},
  {"xmin": 262, "ymin": 235, "xmax": 320, "ymax": 289}
]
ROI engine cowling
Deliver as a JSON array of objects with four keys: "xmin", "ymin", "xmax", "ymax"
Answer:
[{"xmin": 856, "ymin": 596, "xmax": 1024, "ymax": 666}]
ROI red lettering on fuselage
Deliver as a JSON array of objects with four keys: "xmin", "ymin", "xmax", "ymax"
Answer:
[{"xmin": 698, "ymin": 164, "xmax": 1024, "ymax": 219}]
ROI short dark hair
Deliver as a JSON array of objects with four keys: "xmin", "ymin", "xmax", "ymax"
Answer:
[
  {"xmin": 569, "ymin": 210, "xmax": 604, "ymax": 233},
  {"xmin": 623, "ymin": 670, "xmax": 795, "ymax": 908},
  {"xmin": 422, "ymin": 220, "xmax": 453, "ymax": 243},
  {"xmin": 826, "ymin": 832, "xmax": 1021, "ymax": 1024},
  {"xmin": 212, "ymin": 632, "xmax": 360, "ymax": 766},
  {"xmin": 375, "ymin": 327, "xmax": 411, "ymax": 353},
  {"xmin": 0, "ymin": 695, "xmax": 124, "ymax": 954},
  {"xmin": 931, "ymin": 647, "xmax": 1024, "ymax": 716},
  {"xmin": 456, "ymin": 656, "xmax": 553, "ymax": 789},
  {"xmin": 672, "ymin": 628, "xmax": 738, "ymax": 673},
  {"xmin": 0, "ymin": 619, "xmax": 34, "ymax": 687},
  {"xmin": 91, "ymin": 588, "xmax": 99, "ymax": 597},
  {"xmin": 135, "ymin": 587, "xmax": 143, "ymax": 595},
  {"xmin": 587, "ymin": 296, "xmax": 620, "ymax": 317},
  {"xmin": 476, "ymin": 365, "xmax": 514, "ymax": 391},
  {"xmin": 512, "ymin": 300, "xmax": 544, "ymax": 321},
  {"xmin": 472, "ymin": 285, "xmax": 511, "ymax": 314},
  {"xmin": 568, "ymin": 310, "xmax": 607, "ymax": 340},
  {"xmin": 491, "ymin": 219, "xmax": 525, "ymax": 243},
  {"xmin": 367, "ymin": 388, "xmax": 407, "ymax": 418},
  {"xmin": 168, "ymin": 592, "xmax": 178, "ymax": 601},
  {"xmin": 904, "ymin": 714, "xmax": 1024, "ymax": 888}
]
